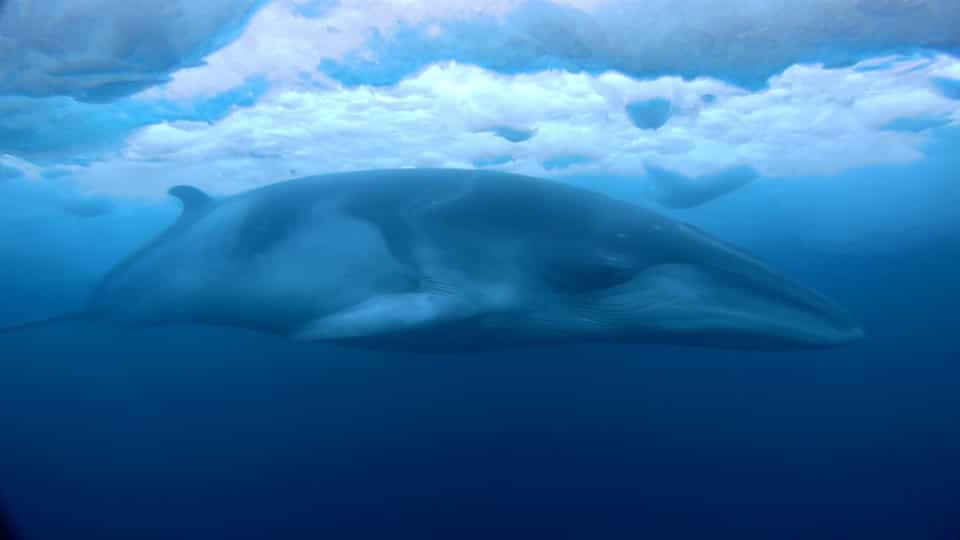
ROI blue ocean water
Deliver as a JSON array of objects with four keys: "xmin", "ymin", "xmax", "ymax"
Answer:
[
  {"xmin": 1, "ymin": 166, "xmax": 958, "ymax": 539},
  {"xmin": 3, "ymin": 1, "xmax": 960, "ymax": 538}
]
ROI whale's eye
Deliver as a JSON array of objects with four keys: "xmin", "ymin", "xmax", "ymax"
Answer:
[{"xmin": 548, "ymin": 252, "xmax": 638, "ymax": 293}]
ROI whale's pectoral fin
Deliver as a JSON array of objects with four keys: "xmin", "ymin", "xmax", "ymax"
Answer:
[{"xmin": 292, "ymin": 292, "xmax": 471, "ymax": 341}]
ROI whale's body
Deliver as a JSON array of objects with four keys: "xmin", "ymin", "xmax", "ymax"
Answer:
[{"xmin": 65, "ymin": 169, "xmax": 860, "ymax": 351}]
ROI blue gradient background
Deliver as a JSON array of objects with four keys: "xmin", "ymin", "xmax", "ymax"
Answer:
[{"xmin": 2, "ymin": 1, "xmax": 960, "ymax": 538}]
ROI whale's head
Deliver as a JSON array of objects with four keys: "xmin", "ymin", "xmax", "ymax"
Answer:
[{"xmin": 534, "ymin": 207, "xmax": 863, "ymax": 350}]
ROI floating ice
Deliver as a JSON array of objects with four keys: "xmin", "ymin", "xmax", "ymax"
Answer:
[
  {"xmin": 645, "ymin": 165, "xmax": 759, "ymax": 209},
  {"xmin": 61, "ymin": 55, "xmax": 960, "ymax": 197},
  {"xmin": 0, "ymin": 0, "xmax": 262, "ymax": 101},
  {"xmin": 3, "ymin": 1, "xmax": 959, "ymax": 198},
  {"xmin": 0, "ymin": 78, "xmax": 267, "ymax": 163},
  {"xmin": 316, "ymin": 0, "xmax": 960, "ymax": 89}
]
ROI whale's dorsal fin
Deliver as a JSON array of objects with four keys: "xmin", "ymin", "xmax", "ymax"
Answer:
[{"xmin": 169, "ymin": 185, "xmax": 214, "ymax": 220}]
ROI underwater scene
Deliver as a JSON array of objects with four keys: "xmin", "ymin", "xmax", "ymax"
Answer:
[{"xmin": 1, "ymin": 1, "xmax": 959, "ymax": 538}]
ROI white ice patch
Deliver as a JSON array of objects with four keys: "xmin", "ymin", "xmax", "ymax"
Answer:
[
  {"xmin": 155, "ymin": 0, "xmax": 525, "ymax": 98},
  {"xmin": 68, "ymin": 54, "xmax": 960, "ymax": 197}
]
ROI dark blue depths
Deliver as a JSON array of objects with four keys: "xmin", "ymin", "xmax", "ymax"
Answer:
[{"xmin": 0, "ymin": 191, "xmax": 958, "ymax": 540}]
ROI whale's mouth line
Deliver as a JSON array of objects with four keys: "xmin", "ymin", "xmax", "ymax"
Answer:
[
  {"xmin": 704, "ymin": 264, "xmax": 857, "ymax": 328},
  {"xmin": 580, "ymin": 261, "xmax": 862, "ymax": 348},
  {"xmin": 634, "ymin": 305, "xmax": 864, "ymax": 346}
]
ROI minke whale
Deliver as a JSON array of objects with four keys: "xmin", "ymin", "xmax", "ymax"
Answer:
[{"xmin": 1, "ymin": 169, "xmax": 862, "ymax": 351}]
